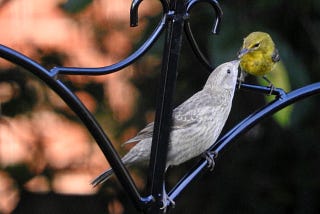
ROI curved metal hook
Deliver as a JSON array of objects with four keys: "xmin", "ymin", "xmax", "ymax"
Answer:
[
  {"xmin": 130, "ymin": 0, "xmax": 143, "ymax": 27},
  {"xmin": 184, "ymin": 0, "xmax": 223, "ymax": 71},
  {"xmin": 186, "ymin": 0, "xmax": 223, "ymax": 34},
  {"xmin": 184, "ymin": 22, "xmax": 214, "ymax": 71},
  {"xmin": 50, "ymin": 15, "xmax": 167, "ymax": 76},
  {"xmin": 130, "ymin": 0, "xmax": 169, "ymax": 27}
]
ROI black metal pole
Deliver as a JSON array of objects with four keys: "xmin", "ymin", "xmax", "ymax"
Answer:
[{"xmin": 146, "ymin": 0, "xmax": 186, "ymax": 213}]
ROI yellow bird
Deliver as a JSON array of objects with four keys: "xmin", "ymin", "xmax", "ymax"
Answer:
[{"xmin": 238, "ymin": 31, "xmax": 280, "ymax": 89}]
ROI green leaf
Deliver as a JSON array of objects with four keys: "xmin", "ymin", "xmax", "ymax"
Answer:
[{"xmin": 259, "ymin": 62, "xmax": 292, "ymax": 128}]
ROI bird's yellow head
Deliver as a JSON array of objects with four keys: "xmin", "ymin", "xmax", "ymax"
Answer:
[{"xmin": 238, "ymin": 31, "xmax": 279, "ymax": 76}]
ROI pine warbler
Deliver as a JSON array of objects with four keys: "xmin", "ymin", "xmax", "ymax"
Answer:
[{"xmin": 238, "ymin": 31, "xmax": 280, "ymax": 88}]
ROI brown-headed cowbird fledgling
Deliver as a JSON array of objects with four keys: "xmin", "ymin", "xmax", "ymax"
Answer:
[{"xmin": 92, "ymin": 60, "xmax": 240, "ymax": 188}]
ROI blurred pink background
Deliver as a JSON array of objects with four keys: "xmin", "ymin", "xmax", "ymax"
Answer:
[{"xmin": 0, "ymin": 0, "xmax": 161, "ymax": 213}]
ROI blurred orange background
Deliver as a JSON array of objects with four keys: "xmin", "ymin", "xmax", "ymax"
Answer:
[{"xmin": 0, "ymin": 0, "xmax": 161, "ymax": 213}]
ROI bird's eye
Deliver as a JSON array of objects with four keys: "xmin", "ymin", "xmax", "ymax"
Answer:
[
  {"xmin": 252, "ymin": 42, "xmax": 260, "ymax": 48},
  {"xmin": 227, "ymin": 69, "xmax": 231, "ymax": 74}
]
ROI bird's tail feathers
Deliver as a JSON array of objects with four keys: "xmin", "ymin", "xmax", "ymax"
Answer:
[{"xmin": 91, "ymin": 168, "xmax": 114, "ymax": 187}]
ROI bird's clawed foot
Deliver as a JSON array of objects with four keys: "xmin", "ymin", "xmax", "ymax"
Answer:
[
  {"xmin": 237, "ymin": 70, "xmax": 246, "ymax": 89},
  {"xmin": 203, "ymin": 151, "xmax": 218, "ymax": 171},
  {"xmin": 237, "ymin": 80, "xmax": 242, "ymax": 89},
  {"xmin": 159, "ymin": 182, "xmax": 175, "ymax": 212},
  {"xmin": 262, "ymin": 76, "xmax": 275, "ymax": 95},
  {"xmin": 160, "ymin": 194, "xmax": 175, "ymax": 212},
  {"xmin": 267, "ymin": 83, "xmax": 275, "ymax": 95}
]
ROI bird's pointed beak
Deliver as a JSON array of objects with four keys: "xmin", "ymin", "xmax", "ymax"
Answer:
[
  {"xmin": 238, "ymin": 48, "xmax": 249, "ymax": 58},
  {"xmin": 232, "ymin": 59, "xmax": 240, "ymax": 66},
  {"xmin": 230, "ymin": 59, "xmax": 240, "ymax": 68}
]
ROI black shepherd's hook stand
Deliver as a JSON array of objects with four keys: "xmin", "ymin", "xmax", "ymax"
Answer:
[{"xmin": 1, "ymin": 0, "xmax": 320, "ymax": 213}]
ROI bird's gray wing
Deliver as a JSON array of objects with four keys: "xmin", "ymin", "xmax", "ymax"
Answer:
[
  {"xmin": 172, "ymin": 90, "xmax": 223, "ymax": 129},
  {"xmin": 123, "ymin": 90, "xmax": 222, "ymax": 144},
  {"xmin": 123, "ymin": 122, "xmax": 154, "ymax": 144}
]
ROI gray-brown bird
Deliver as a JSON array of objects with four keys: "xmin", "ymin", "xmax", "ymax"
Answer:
[{"xmin": 92, "ymin": 60, "xmax": 240, "ymax": 187}]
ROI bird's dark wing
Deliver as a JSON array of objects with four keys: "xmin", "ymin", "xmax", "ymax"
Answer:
[{"xmin": 272, "ymin": 48, "xmax": 280, "ymax": 62}]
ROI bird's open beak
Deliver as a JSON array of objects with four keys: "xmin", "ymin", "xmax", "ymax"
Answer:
[{"xmin": 237, "ymin": 48, "xmax": 249, "ymax": 58}]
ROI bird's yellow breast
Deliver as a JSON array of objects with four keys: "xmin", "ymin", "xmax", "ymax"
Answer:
[{"xmin": 240, "ymin": 51, "xmax": 275, "ymax": 76}]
